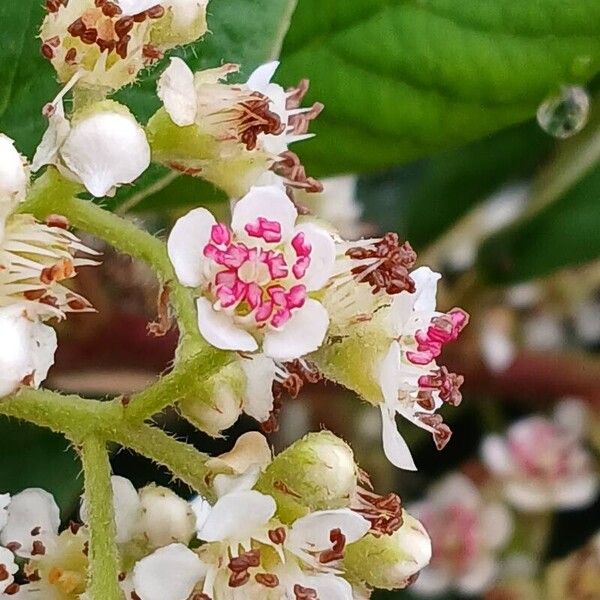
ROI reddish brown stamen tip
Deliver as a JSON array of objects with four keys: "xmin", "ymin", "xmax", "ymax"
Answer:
[{"xmin": 273, "ymin": 151, "xmax": 323, "ymax": 194}]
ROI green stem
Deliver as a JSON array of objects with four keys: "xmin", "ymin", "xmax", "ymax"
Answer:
[
  {"xmin": 80, "ymin": 435, "xmax": 123, "ymax": 600},
  {"xmin": 20, "ymin": 169, "xmax": 203, "ymax": 356},
  {"xmin": 114, "ymin": 424, "xmax": 215, "ymax": 500},
  {"xmin": 0, "ymin": 389, "xmax": 215, "ymax": 497}
]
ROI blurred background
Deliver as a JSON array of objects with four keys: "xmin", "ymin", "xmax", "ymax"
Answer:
[{"xmin": 1, "ymin": 1, "xmax": 599, "ymax": 598}]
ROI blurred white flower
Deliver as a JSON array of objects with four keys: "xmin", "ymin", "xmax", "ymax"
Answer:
[
  {"xmin": 168, "ymin": 185, "xmax": 335, "ymax": 360},
  {"xmin": 481, "ymin": 401, "xmax": 599, "ymax": 512},
  {"xmin": 411, "ymin": 474, "xmax": 513, "ymax": 596}
]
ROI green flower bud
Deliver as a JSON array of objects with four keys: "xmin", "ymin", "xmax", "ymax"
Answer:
[
  {"xmin": 255, "ymin": 431, "xmax": 358, "ymax": 523},
  {"xmin": 150, "ymin": 0, "xmax": 209, "ymax": 50},
  {"xmin": 344, "ymin": 511, "xmax": 432, "ymax": 590},
  {"xmin": 178, "ymin": 361, "xmax": 244, "ymax": 437}
]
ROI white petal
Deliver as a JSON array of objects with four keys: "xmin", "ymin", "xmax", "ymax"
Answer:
[
  {"xmin": 111, "ymin": 476, "xmax": 142, "ymax": 544},
  {"xmin": 207, "ymin": 430, "xmax": 272, "ymax": 475},
  {"xmin": 167, "ymin": 207, "xmax": 216, "ymax": 287},
  {"xmin": 504, "ymin": 482, "xmax": 551, "ymax": 512},
  {"xmin": 60, "ymin": 110, "xmax": 150, "ymax": 198},
  {"xmin": 480, "ymin": 435, "xmax": 512, "ymax": 476},
  {"xmin": 0, "ymin": 307, "xmax": 56, "ymax": 397},
  {"xmin": 0, "ymin": 134, "xmax": 28, "ymax": 202},
  {"xmin": 390, "ymin": 292, "xmax": 417, "ymax": 337},
  {"xmin": 304, "ymin": 574, "xmax": 354, "ymax": 600},
  {"xmin": 133, "ymin": 544, "xmax": 206, "ymax": 600},
  {"xmin": 196, "ymin": 297, "xmax": 258, "ymax": 352},
  {"xmin": 246, "ymin": 62, "xmax": 279, "ymax": 94},
  {"xmin": 190, "ymin": 495, "xmax": 212, "ymax": 533},
  {"xmin": 117, "ymin": 0, "xmax": 164, "ymax": 14},
  {"xmin": 0, "ymin": 494, "xmax": 10, "ymax": 530},
  {"xmin": 231, "ymin": 186, "xmax": 297, "ymax": 243},
  {"xmin": 31, "ymin": 109, "xmax": 70, "ymax": 173},
  {"xmin": 212, "ymin": 466, "xmax": 261, "ymax": 498},
  {"xmin": 377, "ymin": 342, "xmax": 400, "ymax": 405},
  {"xmin": 262, "ymin": 299, "xmax": 329, "ymax": 361},
  {"xmin": 0, "ymin": 546, "xmax": 17, "ymax": 594},
  {"xmin": 240, "ymin": 355, "xmax": 276, "ymax": 422},
  {"xmin": 412, "ymin": 566, "xmax": 452, "ymax": 596},
  {"xmin": 158, "ymin": 58, "xmax": 198, "ymax": 126},
  {"xmin": 289, "ymin": 509, "xmax": 370, "ymax": 552},
  {"xmin": 481, "ymin": 503, "xmax": 513, "ymax": 550},
  {"xmin": 292, "ymin": 223, "xmax": 336, "ymax": 291},
  {"xmin": 197, "ymin": 490, "xmax": 275, "ymax": 542},
  {"xmin": 456, "ymin": 555, "xmax": 498, "ymax": 595},
  {"xmin": 553, "ymin": 474, "xmax": 599, "ymax": 510},
  {"xmin": 1, "ymin": 488, "xmax": 60, "ymax": 557},
  {"xmin": 380, "ymin": 404, "xmax": 417, "ymax": 471},
  {"xmin": 410, "ymin": 267, "xmax": 441, "ymax": 313},
  {"xmin": 553, "ymin": 397, "xmax": 587, "ymax": 439},
  {"xmin": 80, "ymin": 476, "xmax": 141, "ymax": 544}
]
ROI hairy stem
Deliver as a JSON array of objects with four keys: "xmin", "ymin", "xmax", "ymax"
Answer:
[
  {"xmin": 20, "ymin": 169, "xmax": 203, "ymax": 357},
  {"xmin": 114, "ymin": 424, "xmax": 215, "ymax": 500},
  {"xmin": 80, "ymin": 435, "xmax": 123, "ymax": 600}
]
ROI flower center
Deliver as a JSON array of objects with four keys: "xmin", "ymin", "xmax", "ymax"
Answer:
[{"xmin": 203, "ymin": 221, "xmax": 312, "ymax": 329}]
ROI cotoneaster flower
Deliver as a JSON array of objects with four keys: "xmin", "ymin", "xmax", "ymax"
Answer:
[
  {"xmin": 410, "ymin": 474, "xmax": 513, "ymax": 597},
  {"xmin": 167, "ymin": 185, "xmax": 336, "ymax": 360},
  {"xmin": 40, "ymin": 0, "xmax": 209, "ymax": 91},
  {"xmin": 481, "ymin": 401, "xmax": 599, "ymax": 512},
  {"xmin": 151, "ymin": 59, "xmax": 323, "ymax": 197}
]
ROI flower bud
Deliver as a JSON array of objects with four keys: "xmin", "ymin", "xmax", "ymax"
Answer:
[
  {"xmin": 178, "ymin": 362, "xmax": 244, "ymax": 437},
  {"xmin": 0, "ymin": 134, "xmax": 28, "ymax": 209},
  {"xmin": 255, "ymin": 431, "xmax": 358, "ymax": 523},
  {"xmin": 137, "ymin": 484, "xmax": 196, "ymax": 549},
  {"xmin": 150, "ymin": 0, "xmax": 209, "ymax": 50},
  {"xmin": 344, "ymin": 511, "xmax": 432, "ymax": 590}
]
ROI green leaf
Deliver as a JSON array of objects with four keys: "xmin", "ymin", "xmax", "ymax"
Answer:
[
  {"xmin": 476, "ymin": 164, "xmax": 600, "ymax": 284},
  {"xmin": 277, "ymin": 0, "xmax": 600, "ymax": 175},
  {"xmin": 0, "ymin": 419, "xmax": 82, "ymax": 514}
]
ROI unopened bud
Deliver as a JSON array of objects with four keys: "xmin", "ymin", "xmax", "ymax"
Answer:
[
  {"xmin": 150, "ymin": 0, "xmax": 209, "ymax": 50},
  {"xmin": 344, "ymin": 512, "xmax": 431, "ymax": 590},
  {"xmin": 137, "ymin": 485, "xmax": 196, "ymax": 549},
  {"xmin": 256, "ymin": 431, "xmax": 358, "ymax": 523},
  {"xmin": 178, "ymin": 362, "xmax": 244, "ymax": 437}
]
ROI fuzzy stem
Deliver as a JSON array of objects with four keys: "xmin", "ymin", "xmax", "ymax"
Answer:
[
  {"xmin": 0, "ymin": 389, "xmax": 215, "ymax": 498},
  {"xmin": 114, "ymin": 424, "xmax": 215, "ymax": 501},
  {"xmin": 80, "ymin": 435, "xmax": 123, "ymax": 600},
  {"xmin": 20, "ymin": 169, "xmax": 204, "ymax": 357}
]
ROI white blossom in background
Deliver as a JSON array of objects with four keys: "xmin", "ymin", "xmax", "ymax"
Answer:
[
  {"xmin": 410, "ymin": 474, "xmax": 513, "ymax": 597},
  {"xmin": 33, "ymin": 94, "xmax": 150, "ymax": 198},
  {"xmin": 40, "ymin": 0, "xmax": 209, "ymax": 91},
  {"xmin": 479, "ymin": 307, "xmax": 517, "ymax": 373},
  {"xmin": 168, "ymin": 184, "xmax": 336, "ymax": 360},
  {"xmin": 482, "ymin": 400, "xmax": 599, "ymax": 512}
]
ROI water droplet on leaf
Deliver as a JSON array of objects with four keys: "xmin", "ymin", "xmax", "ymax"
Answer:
[{"xmin": 536, "ymin": 86, "xmax": 590, "ymax": 139}]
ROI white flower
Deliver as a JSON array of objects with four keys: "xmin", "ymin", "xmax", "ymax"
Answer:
[
  {"xmin": 481, "ymin": 404, "xmax": 599, "ymax": 512},
  {"xmin": 133, "ymin": 543, "xmax": 206, "ymax": 600},
  {"xmin": 411, "ymin": 474, "xmax": 513, "ymax": 596},
  {"xmin": 0, "ymin": 134, "xmax": 28, "ymax": 211},
  {"xmin": 33, "ymin": 97, "xmax": 150, "ymax": 198},
  {"xmin": 167, "ymin": 185, "xmax": 336, "ymax": 360},
  {"xmin": 0, "ymin": 489, "xmax": 61, "ymax": 558},
  {"xmin": 40, "ymin": 0, "xmax": 206, "ymax": 91},
  {"xmin": 377, "ymin": 267, "xmax": 468, "ymax": 470},
  {"xmin": 0, "ymin": 306, "xmax": 57, "ymax": 397}
]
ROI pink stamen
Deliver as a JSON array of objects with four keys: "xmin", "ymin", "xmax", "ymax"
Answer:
[
  {"xmin": 292, "ymin": 232, "xmax": 311, "ymax": 257},
  {"xmin": 245, "ymin": 217, "xmax": 282, "ymax": 243},
  {"xmin": 211, "ymin": 223, "xmax": 231, "ymax": 246},
  {"xmin": 293, "ymin": 256, "xmax": 311, "ymax": 279}
]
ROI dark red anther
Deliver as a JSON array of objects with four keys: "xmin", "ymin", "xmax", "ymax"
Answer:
[
  {"xmin": 81, "ymin": 28, "xmax": 98, "ymax": 44},
  {"xmin": 101, "ymin": 1, "xmax": 122, "ymax": 17},
  {"xmin": 115, "ymin": 35, "xmax": 130, "ymax": 59},
  {"xmin": 41, "ymin": 43, "xmax": 54, "ymax": 60},
  {"xmin": 146, "ymin": 4, "xmax": 165, "ymax": 18},
  {"xmin": 46, "ymin": 0, "xmax": 62, "ymax": 13},
  {"xmin": 133, "ymin": 11, "xmax": 148, "ymax": 22},
  {"xmin": 67, "ymin": 17, "xmax": 86, "ymax": 38},
  {"xmin": 255, "ymin": 573, "xmax": 279, "ymax": 588},
  {"xmin": 65, "ymin": 47, "xmax": 78, "ymax": 63},
  {"xmin": 115, "ymin": 16, "xmax": 134, "ymax": 38}
]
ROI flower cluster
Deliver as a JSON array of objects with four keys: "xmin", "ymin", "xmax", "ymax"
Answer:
[
  {"xmin": 0, "ymin": 432, "xmax": 432, "ymax": 599},
  {"xmin": 0, "ymin": 133, "xmax": 97, "ymax": 398}
]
